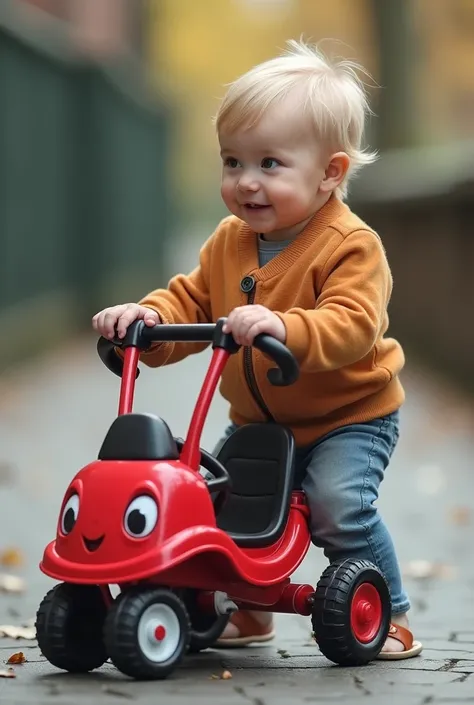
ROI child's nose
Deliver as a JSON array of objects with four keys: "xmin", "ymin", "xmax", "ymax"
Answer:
[{"xmin": 237, "ymin": 172, "xmax": 260, "ymax": 192}]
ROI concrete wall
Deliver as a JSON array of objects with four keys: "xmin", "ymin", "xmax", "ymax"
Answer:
[{"xmin": 350, "ymin": 142, "xmax": 474, "ymax": 392}]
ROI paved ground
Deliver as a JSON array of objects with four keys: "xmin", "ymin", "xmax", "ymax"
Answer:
[{"xmin": 0, "ymin": 330, "xmax": 473, "ymax": 704}]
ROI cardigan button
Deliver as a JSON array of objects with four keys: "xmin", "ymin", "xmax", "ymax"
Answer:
[{"xmin": 240, "ymin": 275, "xmax": 256, "ymax": 293}]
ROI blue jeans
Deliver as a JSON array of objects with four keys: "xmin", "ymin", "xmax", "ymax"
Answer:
[{"xmin": 215, "ymin": 411, "xmax": 410, "ymax": 615}]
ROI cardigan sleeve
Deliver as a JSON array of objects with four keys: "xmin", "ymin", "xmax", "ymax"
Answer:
[
  {"xmin": 275, "ymin": 230, "xmax": 393, "ymax": 373},
  {"xmin": 136, "ymin": 232, "xmax": 216, "ymax": 367}
]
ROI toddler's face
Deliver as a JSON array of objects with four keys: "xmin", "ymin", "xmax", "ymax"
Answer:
[{"xmin": 219, "ymin": 99, "xmax": 328, "ymax": 241}]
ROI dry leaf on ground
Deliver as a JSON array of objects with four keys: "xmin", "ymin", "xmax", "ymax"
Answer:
[
  {"xmin": 403, "ymin": 559, "xmax": 458, "ymax": 581},
  {"xmin": 101, "ymin": 686, "xmax": 132, "ymax": 699},
  {"xmin": 0, "ymin": 668, "xmax": 16, "ymax": 678},
  {"xmin": 0, "ymin": 625, "xmax": 36, "ymax": 640},
  {"xmin": 7, "ymin": 652, "xmax": 26, "ymax": 665},
  {"xmin": 448, "ymin": 506, "xmax": 471, "ymax": 526},
  {"xmin": 0, "ymin": 575, "xmax": 25, "ymax": 594},
  {"xmin": 415, "ymin": 464, "xmax": 446, "ymax": 496},
  {"xmin": 0, "ymin": 549, "xmax": 24, "ymax": 568}
]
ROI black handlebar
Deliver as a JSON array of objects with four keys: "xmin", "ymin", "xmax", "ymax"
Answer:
[{"xmin": 97, "ymin": 317, "xmax": 299, "ymax": 387}]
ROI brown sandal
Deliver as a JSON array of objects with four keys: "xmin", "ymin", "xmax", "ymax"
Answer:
[
  {"xmin": 376, "ymin": 623, "xmax": 423, "ymax": 660},
  {"xmin": 214, "ymin": 610, "xmax": 275, "ymax": 648}
]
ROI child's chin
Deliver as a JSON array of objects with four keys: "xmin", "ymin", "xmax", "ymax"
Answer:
[{"xmin": 242, "ymin": 207, "xmax": 273, "ymax": 223}]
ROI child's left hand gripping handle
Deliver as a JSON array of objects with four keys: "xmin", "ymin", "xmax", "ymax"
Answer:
[{"xmin": 97, "ymin": 320, "xmax": 153, "ymax": 378}]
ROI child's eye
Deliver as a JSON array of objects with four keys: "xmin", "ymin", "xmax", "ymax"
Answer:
[
  {"xmin": 261, "ymin": 157, "xmax": 280, "ymax": 170},
  {"xmin": 224, "ymin": 157, "xmax": 240, "ymax": 168}
]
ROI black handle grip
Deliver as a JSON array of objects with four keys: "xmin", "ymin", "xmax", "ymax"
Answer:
[
  {"xmin": 97, "ymin": 335, "xmax": 136, "ymax": 379},
  {"xmin": 253, "ymin": 334, "xmax": 299, "ymax": 386},
  {"xmin": 96, "ymin": 318, "xmax": 299, "ymax": 386}
]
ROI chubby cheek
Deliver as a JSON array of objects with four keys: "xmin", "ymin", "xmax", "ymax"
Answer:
[
  {"xmin": 272, "ymin": 185, "xmax": 311, "ymax": 220},
  {"xmin": 220, "ymin": 178, "xmax": 237, "ymax": 212}
]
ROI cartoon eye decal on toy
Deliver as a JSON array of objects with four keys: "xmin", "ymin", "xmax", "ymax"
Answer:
[
  {"xmin": 61, "ymin": 493, "xmax": 80, "ymax": 535},
  {"xmin": 124, "ymin": 495, "xmax": 158, "ymax": 538}
]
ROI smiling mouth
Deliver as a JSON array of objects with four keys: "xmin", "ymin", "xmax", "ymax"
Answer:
[
  {"xmin": 83, "ymin": 535, "xmax": 105, "ymax": 552},
  {"xmin": 244, "ymin": 204, "xmax": 270, "ymax": 209}
]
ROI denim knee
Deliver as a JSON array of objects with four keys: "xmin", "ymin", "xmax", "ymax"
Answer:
[
  {"xmin": 299, "ymin": 413, "xmax": 399, "ymax": 554},
  {"xmin": 302, "ymin": 470, "xmax": 377, "ymax": 553}
]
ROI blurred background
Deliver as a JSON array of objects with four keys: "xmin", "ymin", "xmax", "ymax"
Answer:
[
  {"xmin": 1, "ymin": 0, "xmax": 473, "ymax": 384},
  {"xmin": 0, "ymin": 0, "xmax": 473, "ymax": 641},
  {"xmin": 0, "ymin": 0, "xmax": 474, "ymax": 387}
]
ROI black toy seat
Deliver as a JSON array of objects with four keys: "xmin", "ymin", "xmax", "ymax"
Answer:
[
  {"xmin": 216, "ymin": 423, "xmax": 295, "ymax": 548},
  {"xmin": 98, "ymin": 413, "xmax": 179, "ymax": 461}
]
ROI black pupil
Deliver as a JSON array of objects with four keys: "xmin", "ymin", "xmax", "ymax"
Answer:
[
  {"xmin": 64, "ymin": 507, "xmax": 76, "ymax": 533},
  {"xmin": 128, "ymin": 509, "xmax": 146, "ymax": 535}
]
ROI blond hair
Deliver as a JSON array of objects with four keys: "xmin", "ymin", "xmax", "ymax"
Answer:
[{"xmin": 214, "ymin": 39, "xmax": 377, "ymax": 199}]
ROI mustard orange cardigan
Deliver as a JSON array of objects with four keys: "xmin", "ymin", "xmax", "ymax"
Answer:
[{"xmin": 138, "ymin": 197, "xmax": 405, "ymax": 446}]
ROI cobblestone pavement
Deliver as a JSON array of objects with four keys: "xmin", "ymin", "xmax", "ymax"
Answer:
[{"xmin": 0, "ymin": 334, "xmax": 472, "ymax": 704}]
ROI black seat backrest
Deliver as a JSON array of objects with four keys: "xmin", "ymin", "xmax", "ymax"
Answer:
[
  {"xmin": 98, "ymin": 413, "xmax": 179, "ymax": 461},
  {"xmin": 216, "ymin": 423, "xmax": 295, "ymax": 547}
]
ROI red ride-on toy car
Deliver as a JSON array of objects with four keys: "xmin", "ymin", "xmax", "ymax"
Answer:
[{"xmin": 36, "ymin": 318, "xmax": 391, "ymax": 680}]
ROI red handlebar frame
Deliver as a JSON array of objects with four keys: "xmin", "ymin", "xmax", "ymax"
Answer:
[{"xmin": 117, "ymin": 345, "xmax": 230, "ymax": 472}]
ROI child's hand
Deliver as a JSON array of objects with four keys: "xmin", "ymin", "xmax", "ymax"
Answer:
[
  {"xmin": 223, "ymin": 305, "xmax": 286, "ymax": 346},
  {"xmin": 92, "ymin": 304, "xmax": 160, "ymax": 340}
]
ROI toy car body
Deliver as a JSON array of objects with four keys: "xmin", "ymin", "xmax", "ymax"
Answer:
[{"xmin": 36, "ymin": 319, "xmax": 391, "ymax": 680}]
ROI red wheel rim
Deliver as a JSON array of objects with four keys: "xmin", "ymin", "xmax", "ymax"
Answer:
[{"xmin": 350, "ymin": 582, "xmax": 383, "ymax": 643}]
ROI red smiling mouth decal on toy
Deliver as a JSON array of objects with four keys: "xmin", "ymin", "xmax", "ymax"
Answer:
[{"xmin": 83, "ymin": 535, "xmax": 105, "ymax": 552}]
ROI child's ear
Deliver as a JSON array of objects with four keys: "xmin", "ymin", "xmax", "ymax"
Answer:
[{"xmin": 319, "ymin": 152, "xmax": 350, "ymax": 193}]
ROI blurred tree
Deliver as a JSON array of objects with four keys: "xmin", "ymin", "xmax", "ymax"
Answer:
[{"xmin": 370, "ymin": 0, "xmax": 416, "ymax": 149}]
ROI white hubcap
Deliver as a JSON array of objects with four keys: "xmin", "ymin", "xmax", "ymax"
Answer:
[{"xmin": 137, "ymin": 603, "xmax": 181, "ymax": 663}]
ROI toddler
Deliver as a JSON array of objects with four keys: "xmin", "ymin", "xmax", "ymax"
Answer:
[{"xmin": 93, "ymin": 40, "xmax": 422, "ymax": 659}]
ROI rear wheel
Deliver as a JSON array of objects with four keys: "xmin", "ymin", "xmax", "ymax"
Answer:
[
  {"xmin": 35, "ymin": 583, "xmax": 108, "ymax": 672},
  {"xmin": 312, "ymin": 559, "xmax": 391, "ymax": 666}
]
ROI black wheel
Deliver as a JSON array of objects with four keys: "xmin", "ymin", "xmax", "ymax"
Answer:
[
  {"xmin": 312, "ymin": 559, "xmax": 391, "ymax": 666},
  {"xmin": 35, "ymin": 583, "xmax": 108, "ymax": 673},
  {"xmin": 180, "ymin": 589, "xmax": 230, "ymax": 653},
  {"xmin": 104, "ymin": 587, "xmax": 190, "ymax": 680}
]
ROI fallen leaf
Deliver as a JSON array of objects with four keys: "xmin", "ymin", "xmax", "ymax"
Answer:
[
  {"xmin": 0, "ymin": 575, "xmax": 25, "ymax": 594},
  {"xmin": 7, "ymin": 652, "xmax": 26, "ymax": 665},
  {"xmin": 101, "ymin": 686, "xmax": 132, "ymax": 699},
  {"xmin": 403, "ymin": 560, "xmax": 458, "ymax": 581},
  {"xmin": 0, "ymin": 668, "xmax": 16, "ymax": 678},
  {"xmin": 0, "ymin": 549, "xmax": 23, "ymax": 568},
  {"xmin": 209, "ymin": 674, "xmax": 220, "ymax": 680},
  {"xmin": 0, "ymin": 625, "xmax": 36, "ymax": 640},
  {"xmin": 277, "ymin": 649, "xmax": 291, "ymax": 659},
  {"xmin": 415, "ymin": 464, "xmax": 446, "ymax": 496},
  {"xmin": 221, "ymin": 670, "xmax": 232, "ymax": 680},
  {"xmin": 448, "ymin": 506, "xmax": 471, "ymax": 527},
  {"xmin": 436, "ymin": 564, "xmax": 458, "ymax": 580}
]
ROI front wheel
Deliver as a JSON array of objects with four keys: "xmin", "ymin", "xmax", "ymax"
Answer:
[
  {"xmin": 35, "ymin": 583, "xmax": 108, "ymax": 673},
  {"xmin": 312, "ymin": 559, "xmax": 391, "ymax": 666},
  {"xmin": 104, "ymin": 587, "xmax": 190, "ymax": 680}
]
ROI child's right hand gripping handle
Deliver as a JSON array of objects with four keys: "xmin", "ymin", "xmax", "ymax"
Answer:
[{"xmin": 97, "ymin": 318, "xmax": 299, "ymax": 386}]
